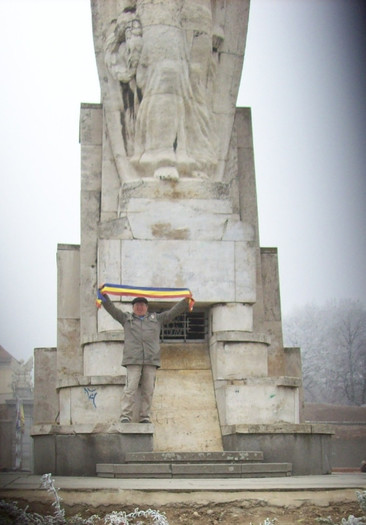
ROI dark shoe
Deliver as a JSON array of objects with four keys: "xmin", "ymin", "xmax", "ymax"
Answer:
[
  {"xmin": 120, "ymin": 417, "xmax": 130, "ymax": 423},
  {"xmin": 139, "ymin": 418, "xmax": 151, "ymax": 423}
]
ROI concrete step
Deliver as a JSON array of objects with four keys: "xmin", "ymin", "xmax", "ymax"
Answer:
[
  {"xmin": 97, "ymin": 451, "xmax": 292, "ymax": 479},
  {"xmin": 97, "ymin": 460, "xmax": 292, "ymax": 479},
  {"xmin": 124, "ymin": 451, "xmax": 263, "ymax": 463}
]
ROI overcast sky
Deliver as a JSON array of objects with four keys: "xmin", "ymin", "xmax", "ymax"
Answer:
[{"xmin": 0, "ymin": 0, "xmax": 365, "ymax": 362}]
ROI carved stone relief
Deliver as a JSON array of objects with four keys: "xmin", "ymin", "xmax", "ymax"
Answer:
[{"xmin": 91, "ymin": 0, "xmax": 248, "ymax": 185}]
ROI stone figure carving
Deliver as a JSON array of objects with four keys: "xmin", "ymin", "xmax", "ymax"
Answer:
[{"xmin": 104, "ymin": 0, "xmax": 224, "ymax": 180}]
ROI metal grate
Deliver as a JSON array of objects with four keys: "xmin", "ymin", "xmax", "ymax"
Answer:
[{"xmin": 160, "ymin": 311, "xmax": 207, "ymax": 342}]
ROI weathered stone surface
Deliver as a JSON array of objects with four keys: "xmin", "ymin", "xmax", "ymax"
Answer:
[
  {"xmin": 172, "ymin": 463, "xmax": 241, "ymax": 477},
  {"xmin": 124, "ymin": 451, "xmax": 263, "ymax": 462},
  {"xmin": 58, "ymin": 385, "xmax": 124, "ymax": 426},
  {"xmin": 215, "ymin": 379, "xmax": 300, "ymax": 426},
  {"xmin": 57, "ymin": 319, "xmax": 82, "ymax": 379},
  {"xmin": 84, "ymin": 342, "xmax": 125, "ymax": 377},
  {"xmin": 152, "ymin": 367, "xmax": 222, "ymax": 452},
  {"xmin": 210, "ymin": 341, "xmax": 268, "ymax": 381},
  {"xmin": 114, "ymin": 463, "xmax": 171, "ymax": 478},
  {"xmin": 79, "ymin": 103, "xmax": 103, "ymax": 146},
  {"xmin": 34, "ymin": 431, "xmax": 153, "ymax": 476},
  {"xmin": 92, "ymin": 0, "xmax": 250, "ymax": 183},
  {"xmin": 33, "ymin": 0, "xmax": 328, "ymax": 476},
  {"xmin": 81, "ymin": 145, "xmax": 102, "ymax": 192},
  {"xmin": 117, "ymin": 239, "xmax": 255, "ymax": 303},
  {"xmin": 211, "ymin": 303, "xmax": 253, "ymax": 333},
  {"xmin": 57, "ymin": 245, "xmax": 80, "ymax": 319},
  {"xmin": 260, "ymin": 247, "xmax": 285, "ymax": 376},
  {"xmin": 160, "ymin": 343, "xmax": 211, "ymax": 370},
  {"xmin": 222, "ymin": 431, "xmax": 332, "ymax": 475},
  {"xmin": 33, "ymin": 348, "xmax": 58, "ymax": 424}
]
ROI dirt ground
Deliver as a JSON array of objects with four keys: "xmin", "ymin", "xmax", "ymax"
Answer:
[{"xmin": 2, "ymin": 497, "xmax": 363, "ymax": 525}]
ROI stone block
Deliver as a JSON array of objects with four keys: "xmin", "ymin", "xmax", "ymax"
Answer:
[
  {"xmin": 215, "ymin": 379, "xmax": 300, "ymax": 426},
  {"xmin": 235, "ymin": 242, "xmax": 256, "ymax": 302},
  {"xmin": 111, "ymin": 239, "xmax": 255, "ymax": 304},
  {"xmin": 101, "ymin": 129, "xmax": 120, "ymax": 215},
  {"xmin": 125, "ymin": 451, "xmax": 263, "ymax": 463},
  {"xmin": 33, "ymin": 348, "xmax": 58, "ymax": 424},
  {"xmin": 124, "ymin": 198, "xmax": 236, "ymax": 241},
  {"xmin": 213, "ymin": 111, "xmax": 236, "ymax": 162},
  {"xmin": 120, "ymin": 179, "xmax": 231, "ymax": 201},
  {"xmin": 219, "ymin": 0, "xmax": 250, "ymax": 55},
  {"xmin": 54, "ymin": 433, "xmax": 151, "ymax": 476},
  {"xmin": 212, "ymin": 303, "xmax": 253, "ymax": 332},
  {"xmin": 84, "ymin": 341, "xmax": 125, "ymax": 376},
  {"xmin": 210, "ymin": 341, "xmax": 268, "ymax": 380},
  {"xmin": 32, "ymin": 423, "xmax": 154, "ymax": 475},
  {"xmin": 98, "ymin": 217, "xmax": 133, "ymax": 240},
  {"xmin": 222, "ymin": 430, "xmax": 332, "ymax": 475},
  {"xmin": 33, "ymin": 435, "xmax": 56, "ymax": 474},
  {"xmin": 213, "ymin": 52, "xmax": 245, "ymax": 114},
  {"xmin": 97, "ymin": 238, "xmax": 122, "ymax": 285},
  {"xmin": 80, "ymin": 188, "xmax": 100, "ymax": 339},
  {"xmin": 114, "ymin": 463, "xmax": 172, "ymax": 478},
  {"xmin": 57, "ymin": 319, "xmax": 82, "ymax": 379},
  {"xmin": 81, "ymin": 190, "xmax": 100, "ymax": 256},
  {"xmin": 160, "ymin": 343, "xmax": 211, "ymax": 370},
  {"xmin": 222, "ymin": 217, "xmax": 254, "ymax": 242},
  {"xmin": 152, "ymin": 368, "xmax": 222, "ymax": 452},
  {"xmin": 260, "ymin": 247, "xmax": 282, "ymax": 323},
  {"xmin": 59, "ymin": 385, "xmax": 124, "ymax": 426},
  {"xmin": 79, "ymin": 103, "xmax": 102, "ymax": 145},
  {"xmin": 81, "ymin": 144, "xmax": 102, "ymax": 191},
  {"xmin": 57, "ymin": 245, "xmax": 80, "ymax": 319},
  {"xmin": 172, "ymin": 463, "xmax": 241, "ymax": 478},
  {"xmin": 59, "ymin": 388, "xmax": 71, "ymax": 426},
  {"xmin": 240, "ymin": 462, "xmax": 292, "ymax": 477}
]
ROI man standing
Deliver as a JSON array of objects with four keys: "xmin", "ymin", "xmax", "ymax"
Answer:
[{"xmin": 100, "ymin": 293, "xmax": 190, "ymax": 423}]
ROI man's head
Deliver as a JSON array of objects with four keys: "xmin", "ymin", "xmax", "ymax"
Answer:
[{"xmin": 132, "ymin": 297, "xmax": 148, "ymax": 316}]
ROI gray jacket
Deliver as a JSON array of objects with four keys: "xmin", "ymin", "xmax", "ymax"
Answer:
[{"xmin": 102, "ymin": 295, "xmax": 189, "ymax": 367}]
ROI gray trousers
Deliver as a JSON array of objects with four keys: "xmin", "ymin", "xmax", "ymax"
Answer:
[{"xmin": 121, "ymin": 364, "xmax": 157, "ymax": 421}]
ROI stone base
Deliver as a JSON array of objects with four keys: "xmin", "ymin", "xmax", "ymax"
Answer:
[
  {"xmin": 31, "ymin": 423, "xmax": 153, "ymax": 476},
  {"xmin": 222, "ymin": 423, "xmax": 334, "ymax": 475}
]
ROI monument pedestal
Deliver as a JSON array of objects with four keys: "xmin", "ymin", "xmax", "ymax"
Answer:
[
  {"xmin": 32, "ymin": 423, "xmax": 153, "ymax": 477},
  {"xmin": 222, "ymin": 423, "xmax": 333, "ymax": 475},
  {"xmin": 32, "ymin": 2, "xmax": 333, "ymax": 476}
]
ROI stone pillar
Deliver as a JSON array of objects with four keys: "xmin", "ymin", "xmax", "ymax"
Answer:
[
  {"xmin": 284, "ymin": 346, "xmax": 305, "ymax": 423},
  {"xmin": 57, "ymin": 244, "xmax": 81, "ymax": 385},
  {"xmin": 260, "ymin": 247, "xmax": 285, "ymax": 376},
  {"xmin": 33, "ymin": 348, "xmax": 58, "ymax": 425}
]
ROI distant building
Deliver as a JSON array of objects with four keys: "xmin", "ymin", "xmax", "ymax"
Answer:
[{"xmin": 0, "ymin": 345, "xmax": 33, "ymax": 471}]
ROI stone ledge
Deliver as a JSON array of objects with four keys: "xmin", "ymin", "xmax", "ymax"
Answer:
[
  {"xmin": 125, "ymin": 451, "xmax": 264, "ymax": 463},
  {"xmin": 56, "ymin": 375, "xmax": 126, "ymax": 389},
  {"xmin": 119, "ymin": 179, "xmax": 232, "ymax": 202},
  {"xmin": 221, "ymin": 423, "xmax": 334, "ymax": 435},
  {"xmin": 214, "ymin": 376, "xmax": 301, "ymax": 388},
  {"xmin": 210, "ymin": 332, "xmax": 271, "ymax": 345},
  {"xmin": 80, "ymin": 102, "xmax": 102, "ymax": 109},
  {"xmin": 82, "ymin": 331, "xmax": 124, "ymax": 345},
  {"xmin": 31, "ymin": 422, "xmax": 153, "ymax": 436},
  {"xmin": 96, "ymin": 461, "xmax": 293, "ymax": 478}
]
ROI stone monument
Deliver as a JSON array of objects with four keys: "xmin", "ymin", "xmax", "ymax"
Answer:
[{"xmin": 32, "ymin": 0, "xmax": 332, "ymax": 476}]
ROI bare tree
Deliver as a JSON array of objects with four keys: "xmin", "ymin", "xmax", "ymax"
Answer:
[{"xmin": 283, "ymin": 299, "xmax": 366, "ymax": 405}]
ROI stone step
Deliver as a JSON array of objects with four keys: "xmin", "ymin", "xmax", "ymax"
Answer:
[
  {"xmin": 124, "ymin": 451, "xmax": 263, "ymax": 463},
  {"xmin": 96, "ymin": 461, "xmax": 292, "ymax": 479}
]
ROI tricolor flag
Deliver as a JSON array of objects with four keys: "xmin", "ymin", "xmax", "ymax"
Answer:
[{"xmin": 96, "ymin": 284, "xmax": 194, "ymax": 311}]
